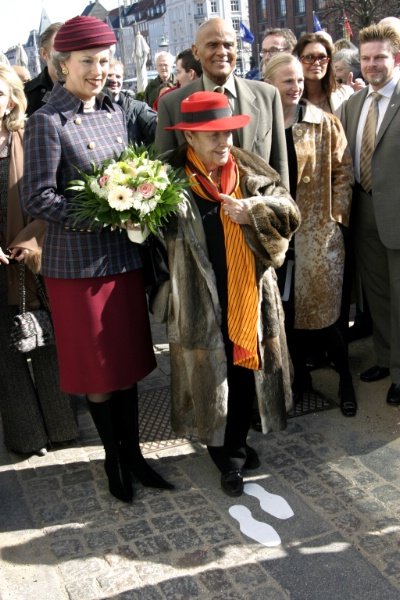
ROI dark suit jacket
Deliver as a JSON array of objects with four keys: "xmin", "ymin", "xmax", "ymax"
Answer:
[
  {"xmin": 24, "ymin": 67, "xmax": 54, "ymax": 117},
  {"xmin": 155, "ymin": 75, "xmax": 289, "ymax": 190},
  {"xmin": 344, "ymin": 80, "xmax": 400, "ymax": 249}
]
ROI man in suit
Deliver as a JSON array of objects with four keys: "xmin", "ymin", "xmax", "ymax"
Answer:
[
  {"xmin": 155, "ymin": 17, "xmax": 289, "ymax": 188},
  {"xmin": 25, "ymin": 22, "xmax": 63, "ymax": 117},
  {"xmin": 344, "ymin": 24, "xmax": 400, "ymax": 404}
]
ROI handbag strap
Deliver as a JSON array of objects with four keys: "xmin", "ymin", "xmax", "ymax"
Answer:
[
  {"xmin": 18, "ymin": 262, "xmax": 51, "ymax": 314},
  {"xmin": 18, "ymin": 262, "xmax": 26, "ymax": 314}
]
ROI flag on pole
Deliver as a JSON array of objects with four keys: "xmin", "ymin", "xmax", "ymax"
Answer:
[
  {"xmin": 240, "ymin": 22, "xmax": 255, "ymax": 44},
  {"xmin": 343, "ymin": 11, "xmax": 353, "ymax": 39},
  {"xmin": 313, "ymin": 11, "xmax": 323, "ymax": 32}
]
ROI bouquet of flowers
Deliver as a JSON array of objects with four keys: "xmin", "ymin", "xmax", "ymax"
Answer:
[{"xmin": 67, "ymin": 145, "xmax": 187, "ymax": 238}]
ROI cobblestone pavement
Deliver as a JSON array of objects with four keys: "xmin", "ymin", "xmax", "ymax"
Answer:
[{"xmin": 1, "ymin": 321, "xmax": 400, "ymax": 600}]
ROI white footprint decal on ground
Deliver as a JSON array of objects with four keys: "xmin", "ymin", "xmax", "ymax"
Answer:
[
  {"xmin": 243, "ymin": 482, "xmax": 294, "ymax": 520},
  {"xmin": 229, "ymin": 505, "xmax": 281, "ymax": 547}
]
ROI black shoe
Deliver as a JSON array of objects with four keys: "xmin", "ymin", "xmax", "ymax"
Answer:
[
  {"xmin": 221, "ymin": 469, "xmax": 244, "ymax": 497},
  {"xmin": 243, "ymin": 445, "xmax": 260, "ymax": 470},
  {"xmin": 339, "ymin": 378, "xmax": 357, "ymax": 417},
  {"xmin": 386, "ymin": 383, "xmax": 400, "ymax": 405},
  {"xmin": 360, "ymin": 365, "xmax": 390, "ymax": 382},
  {"xmin": 130, "ymin": 457, "xmax": 174, "ymax": 490}
]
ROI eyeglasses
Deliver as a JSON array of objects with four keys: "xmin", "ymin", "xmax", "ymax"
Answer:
[
  {"xmin": 300, "ymin": 54, "xmax": 330, "ymax": 65},
  {"xmin": 260, "ymin": 47, "xmax": 288, "ymax": 57}
]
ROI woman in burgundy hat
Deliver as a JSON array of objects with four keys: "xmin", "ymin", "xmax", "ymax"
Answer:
[
  {"xmin": 22, "ymin": 15, "xmax": 173, "ymax": 503},
  {"xmin": 159, "ymin": 91, "xmax": 300, "ymax": 496}
]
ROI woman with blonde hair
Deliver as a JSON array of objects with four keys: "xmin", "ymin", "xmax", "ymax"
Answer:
[
  {"xmin": 264, "ymin": 53, "xmax": 356, "ymax": 416},
  {"xmin": 0, "ymin": 63, "xmax": 78, "ymax": 455}
]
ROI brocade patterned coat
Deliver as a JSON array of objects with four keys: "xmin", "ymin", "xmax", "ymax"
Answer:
[
  {"xmin": 156, "ymin": 147, "xmax": 301, "ymax": 445},
  {"xmin": 292, "ymin": 100, "xmax": 353, "ymax": 329}
]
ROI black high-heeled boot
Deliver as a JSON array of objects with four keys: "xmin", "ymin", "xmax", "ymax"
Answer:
[
  {"xmin": 111, "ymin": 386, "xmax": 174, "ymax": 490},
  {"xmin": 87, "ymin": 399, "xmax": 133, "ymax": 502}
]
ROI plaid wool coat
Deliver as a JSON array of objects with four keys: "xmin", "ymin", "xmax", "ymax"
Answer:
[{"xmin": 23, "ymin": 82, "xmax": 142, "ymax": 279}]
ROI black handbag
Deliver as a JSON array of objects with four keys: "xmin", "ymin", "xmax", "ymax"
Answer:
[{"xmin": 9, "ymin": 263, "xmax": 55, "ymax": 353}]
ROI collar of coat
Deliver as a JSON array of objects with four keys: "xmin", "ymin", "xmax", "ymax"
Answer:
[
  {"xmin": 45, "ymin": 81, "xmax": 116, "ymax": 120},
  {"xmin": 163, "ymin": 144, "xmax": 282, "ymax": 194}
]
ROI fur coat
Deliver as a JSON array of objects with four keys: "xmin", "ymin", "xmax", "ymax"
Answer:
[
  {"xmin": 292, "ymin": 101, "xmax": 354, "ymax": 329},
  {"xmin": 158, "ymin": 146, "xmax": 301, "ymax": 445}
]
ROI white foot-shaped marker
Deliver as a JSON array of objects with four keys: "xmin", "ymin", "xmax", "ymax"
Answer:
[
  {"xmin": 244, "ymin": 482, "xmax": 294, "ymax": 520},
  {"xmin": 229, "ymin": 505, "xmax": 281, "ymax": 547}
]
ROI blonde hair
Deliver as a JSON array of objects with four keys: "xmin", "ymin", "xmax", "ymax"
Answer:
[
  {"xmin": 263, "ymin": 53, "xmax": 301, "ymax": 83},
  {"xmin": 0, "ymin": 64, "xmax": 26, "ymax": 131},
  {"xmin": 359, "ymin": 24, "xmax": 400, "ymax": 55}
]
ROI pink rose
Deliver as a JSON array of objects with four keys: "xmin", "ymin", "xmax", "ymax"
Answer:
[
  {"xmin": 98, "ymin": 175, "xmax": 109, "ymax": 187},
  {"xmin": 138, "ymin": 182, "xmax": 156, "ymax": 199}
]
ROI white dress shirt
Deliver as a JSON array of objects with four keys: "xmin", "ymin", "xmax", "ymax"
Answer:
[{"xmin": 355, "ymin": 70, "xmax": 400, "ymax": 182}]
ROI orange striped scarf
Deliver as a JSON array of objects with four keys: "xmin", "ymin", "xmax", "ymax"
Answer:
[{"xmin": 185, "ymin": 146, "xmax": 260, "ymax": 370}]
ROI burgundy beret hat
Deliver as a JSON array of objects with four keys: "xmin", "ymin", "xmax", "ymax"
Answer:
[{"xmin": 54, "ymin": 15, "xmax": 116, "ymax": 52}]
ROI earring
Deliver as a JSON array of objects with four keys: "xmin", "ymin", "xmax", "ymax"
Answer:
[
  {"xmin": 61, "ymin": 67, "xmax": 69, "ymax": 76},
  {"xmin": 4, "ymin": 109, "xmax": 10, "ymax": 116}
]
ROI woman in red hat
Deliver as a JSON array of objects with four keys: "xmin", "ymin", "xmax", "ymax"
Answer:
[
  {"xmin": 159, "ymin": 91, "xmax": 300, "ymax": 496},
  {"xmin": 22, "ymin": 16, "xmax": 173, "ymax": 502}
]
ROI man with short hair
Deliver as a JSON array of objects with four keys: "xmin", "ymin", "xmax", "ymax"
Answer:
[
  {"xmin": 106, "ymin": 59, "xmax": 157, "ymax": 146},
  {"xmin": 155, "ymin": 18, "xmax": 289, "ymax": 187},
  {"xmin": 144, "ymin": 51, "xmax": 175, "ymax": 108},
  {"xmin": 344, "ymin": 24, "xmax": 400, "ymax": 404},
  {"xmin": 175, "ymin": 48, "xmax": 202, "ymax": 87},
  {"xmin": 260, "ymin": 27, "xmax": 297, "ymax": 65},
  {"xmin": 24, "ymin": 22, "xmax": 63, "ymax": 116}
]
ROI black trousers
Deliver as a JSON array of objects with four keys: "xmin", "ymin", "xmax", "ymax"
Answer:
[{"xmin": 208, "ymin": 340, "xmax": 255, "ymax": 472}]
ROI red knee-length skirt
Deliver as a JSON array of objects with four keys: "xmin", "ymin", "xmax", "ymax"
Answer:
[{"xmin": 44, "ymin": 270, "xmax": 156, "ymax": 394}]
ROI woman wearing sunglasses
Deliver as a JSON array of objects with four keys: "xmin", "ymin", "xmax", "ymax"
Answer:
[{"xmin": 293, "ymin": 33, "xmax": 353, "ymax": 121}]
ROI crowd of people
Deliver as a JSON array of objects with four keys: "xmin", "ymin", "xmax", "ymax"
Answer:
[{"xmin": 0, "ymin": 12, "xmax": 399, "ymax": 500}]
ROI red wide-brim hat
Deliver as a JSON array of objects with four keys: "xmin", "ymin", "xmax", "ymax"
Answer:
[{"xmin": 165, "ymin": 91, "xmax": 250, "ymax": 131}]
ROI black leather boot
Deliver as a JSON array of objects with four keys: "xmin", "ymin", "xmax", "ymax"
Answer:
[
  {"xmin": 111, "ymin": 386, "xmax": 174, "ymax": 490},
  {"xmin": 87, "ymin": 399, "xmax": 133, "ymax": 502}
]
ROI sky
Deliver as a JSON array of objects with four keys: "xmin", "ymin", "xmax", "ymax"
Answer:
[{"xmin": 1, "ymin": 0, "xmax": 117, "ymax": 52}]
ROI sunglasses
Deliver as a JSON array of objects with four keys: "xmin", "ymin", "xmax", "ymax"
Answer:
[{"xmin": 300, "ymin": 54, "xmax": 330, "ymax": 65}]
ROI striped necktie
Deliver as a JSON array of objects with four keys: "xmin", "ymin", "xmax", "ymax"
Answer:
[
  {"xmin": 360, "ymin": 92, "xmax": 381, "ymax": 193},
  {"xmin": 213, "ymin": 86, "xmax": 239, "ymax": 145}
]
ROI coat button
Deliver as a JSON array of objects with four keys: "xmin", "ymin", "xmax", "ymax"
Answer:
[
  {"xmin": 295, "ymin": 129, "xmax": 303, "ymax": 137},
  {"xmin": 74, "ymin": 117, "xmax": 82, "ymax": 125},
  {"xmin": 106, "ymin": 113, "xmax": 112, "ymax": 119},
  {"xmin": 88, "ymin": 141, "xmax": 96, "ymax": 149},
  {"xmin": 116, "ymin": 136, "xmax": 123, "ymax": 143},
  {"xmin": 302, "ymin": 176, "xmax": 311, "ymax": 183}
]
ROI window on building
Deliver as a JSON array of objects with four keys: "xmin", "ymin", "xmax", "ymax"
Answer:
[
  {"xmin": 296, "ymin": 0, "xmax": 305, "ymax": 14},
  {"xmin": 231, "ymin": 0, "xmax": 239, "ymax": 12},
  {"xmin": 197, "ymin": 3, "xmax": 204, "ymax": 16},
  {"xmin": 210, "ymin": 1, "xmax": 218, "ymax": 13},
  {"xmin": 260, "ymin": 0, "xmax": 267, "ymax": 19},
  {"xmin": 232, "ymin": 18, "xmax": 240, "ymax": 32},
  {"xmin": 276, "ymin": 0, "xmax": 287, "ymax": 18}
]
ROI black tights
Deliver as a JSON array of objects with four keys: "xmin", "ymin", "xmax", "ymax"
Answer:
[{"xmin": 286, "ymin": 319, "xmax": 351, "ymax": 394}]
